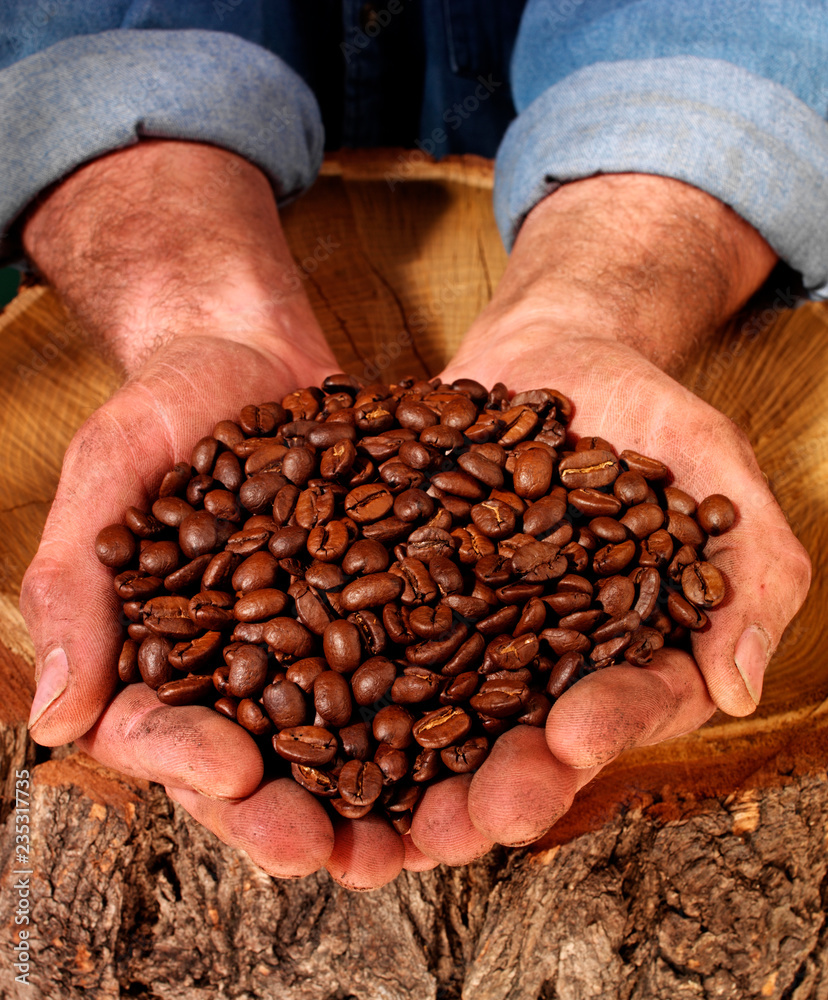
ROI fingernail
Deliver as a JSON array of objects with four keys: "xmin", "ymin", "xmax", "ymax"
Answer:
[
  {"xmin": 28, "ymin": 647, "xmax": 69, "ymax": 729},
  {"xmin": 734, "ymin": 626, "xmax": 771, "ymax": 706}
]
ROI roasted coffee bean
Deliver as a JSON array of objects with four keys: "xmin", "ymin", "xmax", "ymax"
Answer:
[
  {"xmin": 139, "ymin": 541, "xmax": 180, "ymax": 578},
  {"xmin": 118, "ymin": 638, "xmax": 140, "ymax": 683},
  {"xmin": 559, "ymin": 449, "xmax": 620, "ymax": 489},
  {"xmin": 189, "ymin": 590, "xmax": 235, "ymax": 629},
  {"xmin": 322, "ymin": 620, "xmax": 363, "ymax": 673},
  {"xmin": 231, "ymin": 551, "xmax": 279, "ymax": 593},
  {"xmin": 440, "ymin": 670, "xmax": 479, "ymax": 704},
  {"xmin": 151, "ymin": 497, "xmax": 194, "ymax": 529},
  {"xmin": 314, "ymin": 670, "xmax": 353, "ymax": 727},
  {"xmin": 665, "ymin": 511, "xmax": 706, "ymax": 549},
  {"xmin": 624, "ymin": 627, "xmax": 665, "ymax": 666},
  {"xmin": 138, "ymin": 635, "xmax": 173, "ymax": 689},
  {"xmin": 262, "ymin": 677, "xmax": 307, "ymax": 728},
  {"xmin": 143, "ymin": 595, "xmax": 201, "ymax": 638},
  {"xmin": 351, "ymin": 656, "xmax": 396, "ymax": 706},
  {"xmin": 457, "ymin": 451, "xmax": 504, "ymax": 488},
  {"xmin": 157, "ymin": 673, "xmax": 215, "ymax": 706},
  {"xmin": 591, "ymin": 610, "xmax": 641, "ymax": 643},
  {"xmin": 511, "ymin": 541, "xmax": 567, "ymax": 582},
  {"xmin": 593, "ymin": 540, "xmax": 636, "ymax": 576},
  {"xmin": 344, "ymin": 483, "xmax": 394, "ymax": 523},
  {"xmin": 262, "ymin": 618, "xmax": 314, "ymax": 661},
  {"xmin": 273, "ymin": 726, "xmax": 337, "ymax": 766},
  {"xmin": 413, "ymin": 705, "xmax": 472, "ymax": 749},
  {"xmin": 114, "ymin": 570, "xmax": 163, "ymax": 600},
  {"xmin": 541, "ymin": 628, "xmax": 591, "ymax": 656},
  {"xmin": 340, "ymin": 572, "xmax": 404, "ymax": 611},
  {"xmin": 372, "ymin": 704, "xmax": 415, "ymax": 750},
  {"xmin": 159, "ymin": 462, "xmax": 193, "ymax": 498},
  {"xmin": 338, "ymin": 760, "xmax": 384, "ymax": 806},
  {"xmin": 225, "ymin": 644, "xmax": 268, "ymax": 698},
  {"xmin": 169, "ymin": 630, "xmax": 223, "ymax": 672},
  {"xmin": 186, "ymin": 474, "xmax": 216, "ymax": 507},
  {"xmin": 681, "ymin": 561, "xmax": 726, "ymax": 608},
  {"xmin": 124, "ymin": 506, "xmax": 164, "ymax": 538},
  {"xmin": 214, "ymin": 696, "xmax": 238, "ymax": 720},
  {"xmin": 234, "ymin": 588, "xmax": 288, "ymax": 621},
  {"xmin": 286, "ymin": 657, "xmax": 327, "ymax": 693},
  {"xmin": 441, "ymin": 736, "xmax": 489, "ymax": 773},
  {"xmin": 664, "ymin": 487, "xmax": 697, "ymax": 516},
  {"xmin": 392, "ymin": 666, "xmax": 441, "ymax": 703},
  {"xmin": 667, "ymin": 591, "xmax": 709, "ymax": 630},
  {"xmin": 374, "ymin": 743, "xmax": 409, "ymax": 784},
  {"xmin": 96, "ymin": 523, "xmax": 137, "ymax": 568},
  {"xmin": 697, "ymin": 494, "xmax": 736, "ymax": 535},
  {"xmin": 513, "ymin": 448, "xmax": 554, "ymax": 500},
  {"xmin": 620, "ymin": 503, "xmax": 664, "ymax": 539},
  {"xmin": 546, "ymin": 651, "xmax": 585, "ymax": 698},
  {"xmin": 620, "ymin": 450, "xmax": 668, "ymax": 480},
  {"xmin": 639, "ymin": 529, "xmax": 674, "ymax": 568},
  {"xmin": 200, "ymin": 551, "xmax": 238, "ymax": 591},
  {"xmin": 632, "ymin": 566, "xmax": 661, "ymax": 620}
]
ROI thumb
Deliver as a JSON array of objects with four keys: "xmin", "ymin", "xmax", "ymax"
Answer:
[
  {"xmin": 21, "ymin": 405, "xmax": 164, "ymax": 745},
  {"xmin": 690, "ymin": 481, "xmax": 811, "ymax": 716}
]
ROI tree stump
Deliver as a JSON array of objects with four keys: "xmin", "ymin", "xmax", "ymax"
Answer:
[{"xmin": 1, "ymin": 152, "xmax": 827, "ymax": 1000}]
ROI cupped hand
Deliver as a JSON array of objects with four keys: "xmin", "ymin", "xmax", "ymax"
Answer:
[
  {"xmin": 401, "ymin": 330, "xmax": 811, "ymax": 855},
  {"xmin": 21, "ymin": 332, "xmax": 405, "ymax": 882}
]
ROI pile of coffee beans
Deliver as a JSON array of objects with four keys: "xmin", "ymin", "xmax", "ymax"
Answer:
[{"xmin": 95, "ymin": 375, "xmax": 735, "ymax": 831}]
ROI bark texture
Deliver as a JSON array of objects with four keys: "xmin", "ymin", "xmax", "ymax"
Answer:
[{"xmin": 2, "ymin": 731, "xmax": 826, "ymax": 1000}]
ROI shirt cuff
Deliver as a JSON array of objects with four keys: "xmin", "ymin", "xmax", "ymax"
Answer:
[
  {"xmin": 0, "ymin": 29, "xmax": 324, "ymax": 262},
  {"xmin": 494, "ymin": 57, "xmax": 828, "ymax": 299}
]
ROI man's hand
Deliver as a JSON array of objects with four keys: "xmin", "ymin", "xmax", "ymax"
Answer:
[
  {"xmin": 404, "ymin": 174, "xmax": 811, "ymax": 854},
  {"xmin": 19, "ymin": 140, "xmax": 406, "ymax": 886}
]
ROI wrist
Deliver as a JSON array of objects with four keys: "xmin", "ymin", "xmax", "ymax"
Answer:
[
  {"xmin": 22, "ymin": 140, "xmax": 333, "ymax": 376},
  {"xmin": 463, "ymin": 174, "xmax": 777, "ymax": 374}
]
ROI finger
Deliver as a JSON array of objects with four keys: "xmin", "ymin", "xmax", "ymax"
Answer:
[
  {"xmin": 325, "ymin": 813, "xmax": 405, "ymax": 890},
  {"xmin": 409, "ymin": 774, "xmax": 494, "ymax": 865},
  {"xmin": 401, "ymin": 834, "xmax": 440, "ymax": 872},
  {"xmin": 689, "ymin": 486, "xmax": 811, "ymax": 716},
  {"xmin": 165, "ymin": 779, "xmax": 334, "ymax": 878},
  {"xmin": 466, "ymin": 727, "xmax": 584, "ymax": 846},
  {"xmin": 76, "ymin": 683, "xmax": 264, "ymax": 798},
  {"xmin": 545, "ymin": 648, "xmax": 716, "ymax": 769}
]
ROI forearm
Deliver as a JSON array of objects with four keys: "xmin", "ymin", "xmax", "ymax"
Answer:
[
  {"xmin": 453, "ymin": 174, "xmax": 777, "ymax": 376},
  {"xmin": 22, "ymin": 139, "xmax": 332, "ymax": 378}
]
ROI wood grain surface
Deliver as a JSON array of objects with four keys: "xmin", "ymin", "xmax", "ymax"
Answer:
[{"xmin": 1, "ymin": 152, "xmax": 827, "ymax": 999}]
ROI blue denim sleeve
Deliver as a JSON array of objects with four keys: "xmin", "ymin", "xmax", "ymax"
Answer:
[
  {"xmin": 0, "ymin": 28, "xmax": 323, "ymax": 261},
  {"xmin": 496, "ymin": 0, "xmax": 828, "ymax": 298}
]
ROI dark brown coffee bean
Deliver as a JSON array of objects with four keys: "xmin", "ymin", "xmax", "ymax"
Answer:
[
  {"xmin": 338, "ymin": 760, "xmax": 384, "ymax": 806},
  {"xmin": 185, "ymin": 474, "xmax": 215, "ymax": 507},
  {"xmin": 350, "ymin": 656, "xmax": 395, "ymax": 706},
  {"xmin": 158, "ymin": 462, "xmax": 192, "ymax": 498},
  {"xmin": 203, "ymin": 489, "xmax": 241, "ymax": 523},
  {"xmin": 413, "ymin": 705, "xmax": 472, "ymax": 749},
  {"xmin": 124, "ymin": 506, "xmax": 165, "ymax": 539},
  {"xmin": 593, "ymin": 539, "xmax": 636, "ymax": 576},
  {"xmin": 391, "ymin": 557, "xmax": 439, "ymax": 606},
  {"xmin": 471, "ymin": 680, "xmax": 526, "ymax": 718},
  {"xmin": 290, "ymin": 763, "xmax": 338, "ymax": 797},
  {"xmin": 441, "ymin": 736, "xmax": 489, "ymax": 773},
  {"xmin": 231, "ymin": 551, "xmax": 279, "ymax": 594},
  {"xmin": 667, "ymin": 591, "xmax": 709, "ymax": 630},
  {"xmin": 396, "ymin": 399, "xmax": 439, "ymax": 431},
  {"xmin": 95, "ymin": 523, "xmax": 136, "ymax": 568},
  {"xmin": 681, "ymin": 561, "xmax": 726, "ymax": 608},
  {"xmin": 168, "ymin": 631, "xmax": 223, "ymax": 672},
  {"xmin": 591, "ymin": 634, "xmax": 633, "ymax": 668},
  {"xmin": 591, "ymin": 610, "xmax": 641, "ymax": 643},
  {"xmin": 139, "ymin": 540, "xmax": 180, "ymax": 577},
  {"xmin": 320, "ymin": 438, "xmax": 358, "ymax": 480},
  {"xmin": 663, "ymin": 487, "xmax": 697, "ymax": 516},
  {"xmin": 381, "ymin": 460, "xmax": 428, "ymax": 494},
  {"xmin": 546, "ymin": 651, "xmax": 585, "ymax": 697},
  {"xmin": 513, "ymin": 597, "xmax": 548, "ymax": 636},
  {"xmin": 162, "ymin": 553, "xmax": 211, "ymax": 593},
  {"xmin": 567, "ymin": 489, "xmax": 622, "ymax": 518},
  {"xmin": 313, "ymin": 671, "xmax": 352, "ymax": 726},
  {"xmin": 340, "ymin": 572, "xmax": 405, "ymax": 611},
  {"xmin": 665, "ymin": 511, "xmax": 706, "ymax": 548},
  {"xmin": 286, "ymin": 657, "xmax": 327, "ymax": 693},
  {"xmin": 541, "ymin": 628, "xmax": 591, "ymax": 656},
  {"xmin": 619, "ymin": 449, "xmax": 667, "ymax": 480},
  {"xmin": 213, "ymin": 419, "xmax": 245, "ymax": 449},
  {"xmin": 543, "ymin": 591, "xmax": 590, "ymax": 617},
  {"xmin": 200, "ymin": 551, "xmax": 238, "ymax": 591},
  {"xmin": 639, "ymin": 529, "xmax": 674, "ymax": 568},
  {"xmin": 439, "ymin": 670, "xmax": 479, "ymax": 705},
  {"xmin": 138, "ymin": 635, "xmax": 173, "ymax": 689},
  {"xmin": 273, "ymin": 726, "xmax": 337, "ymax": 766},
  {"xmin": 225, "ymin": 644, "xmax": 268, "ymax": 698},
  {"xmin": 441, "ymin": 632, "xmax": 486, "ymax": 676},
  {"xmin": 559, "ymin": 449, "xmax": 620, "ymax": 489},
  {"xmin": 513, "ymin": 448, "xmax": 554, "ymax": 500},
  {"xmin": 322, "ymin": 620, "xmax": 363, "ymax": 673},
  {"xmin": 239, "ymin": 473, "xmax": 288, "ymax": 516},
  {"xmin": 697, "ymin": 494, "xmax": 736, "ymax": 535},
  {"xmin": 588, "ymin": 517, "xmax": 628, "ymax": 544},
  {"xmin": 142, "ymin": 595, "xmax": 200, "ymax": 639},
  {"xmin": 374, "ymin": 743, "xmax": 409, "ymax": 784},
  {"xmin": 114, "ymin": 571, "xmax": 163, "ymax": 600},
  {"xmin": 213, "ymin": 695, "xmax": 238, "ymax": 720},
  {"xmin": 408, "ymin": 604, "xmax": 454, "ymax": 639},
  {"xmin": 457, "ymin": 451, "xmax": 504, "ymax": 489},
  {"xmin": 412, "ymin": 748, "xmax": 441, "ymax": 782},
  {"xmin": 118, "ymin": 638, "xmax": 140, "ymax": 683},
  {"xmin": 152, "ymin": 497, "xmax": 195, "ymax": 528},
  {"xmin": 624, "ymin": 627, "xmax": 665, "ymax": 666},
  {"xmin": 392, "ymin": 667, "xmax": 441, "ymax": 703},
  {"xmin": 231, "ymin": 588, "xmax": 287, "ymax": 622},
  {"xmin": 470, "ymin": 499, "xmax": 516, "ymax": 540},
  {"xmin": 178, "ymin": 510, "xmax": 219, "ymax": 559},
  {"xmin": 557, "ymin": 609, "xmax": 604, "ymax": 633},
  {"xmin": 620, "ymin": 502, "xmax": 664, "ymax": 539},
  {"xmin": 511, "ymin": 541, "xmax": 567, "ymax": 582},
  {"xmin": 266, "ymin": 525, "xmax": 307, "ymax": 560},
  {"xmin": 632, "ymin": 566, "xmax": 661, "ymax": 620},
  {"xmin": 372, "ymin": 704, "xmax": 415, "ymax": 749},
  {"xmin": 261, "ymin": 677, "xmax": 307, "ymax": 728},
  {"xmin": 244, "ymin": 441, "xmax": 288, "ymax": 477},
  {"xmin": 476, "ymin": 604, "xmax": 521, "ymax": 638},
  {"xmin": 157, "ymin": 673, "xmax": 215, "ymax": 706},
  {"xmin": 188, "ymin": 590, "xmax": 235, "ymax": 629},
  {"xmin": 594, "ymin": 575, "xmax": 635, "ymax": 617},
  {"xmin": 262, "ymin": 618, "xmax": 314, "ymax": 661},
  {"xmin": 127, "ymin": 623, "xmax": 151, "ymax": 641},
  {"xmin": 485, "ymin": 633, "xmax": 540, "ymax": 670},
  {"xmin": 613, "ymin": 470, "xmax": 649, "ymax": 506}
]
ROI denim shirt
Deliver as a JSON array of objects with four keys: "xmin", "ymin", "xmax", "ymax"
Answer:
[{"xmin": 1, "ymin": 1, "xmax": 827, "ymax": 296}]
